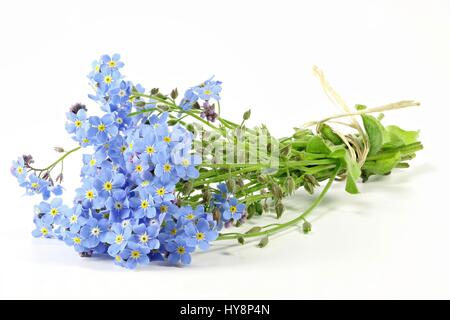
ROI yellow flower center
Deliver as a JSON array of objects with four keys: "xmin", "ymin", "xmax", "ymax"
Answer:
[
  {"xmin": 177, "ymin": 246, "xmax": 186, "ymax": 254},
  {"xmin": 85, "ymin": 190, "xmax": 95, "ymax": 200},
  {"xmin": 135, "ymin": 165, "xmax": 143, "ymax": 173},
  {"xmin": 141, "ymin": 200, "xmax": 149, "ymax": 209},
  {"xmin": 89, "ymin": 159, "xmax": 96, "ymax": 166},
  {"xmin": 186, "ymin": 213, "xmax": 195, "ymax": 220},
  {"xmin": 31, "ymin": 182, "xmax": 39, "ymax": 189},
  {"xmin": 70, "ymin": 215, "xmax": 78, "ymax": 224},
  {"xmin": 204, "ymin": 89, "xmax": 212, "ymax": 96},
  {"xmin": 163, "ymin": 136, "xmax": 171, "ymax": 143},
  {"xmin": 131, "ymin": 250, "xmax": 141, "ymax": 259},
  {"xmin": 50, "ymin": 208, "xmax": 59, "ymax": 217},
  {"xmin": 181, "ymin": 159, "xmax": 190, "ymax": 167},
  {"xmin": 73, "ymin": 237, "xmax": 81, "ymax": 244},
  {"xmin": 75, "ymin": 120, "xmax": 82, "ymax": 128},
  {"xmin": 230, "ymin": 206, "xmax": 237, "ymax": 214},
  {"xmin": 40, "ymin": 227, "xmax": 48, "ymax": 236},
  {"xmin": 156, "ymin": 187, "xmax": 165, "ymax": 196},
  {"xmin": 115, "ymin": 235, "xmax": 124, "ymax": 244},
  {"xmin": 107, "ymin": 60, "xmax": 117, "ymax": 68},
  {"xmin": 120, "ymin": 145, "xmax": 127, "ymax": 153},
  {"xmin": 82, "ymin": 138, "xmax": 90, "ymax": 144},
  {"xmin": 140, "ymin": 233, "xmax": 149, "ymax": 244},
  {"xmin": 163, "ymin": 164, "xmax": 172, "ymax": 172},
  {"xmin": 98, "ymin": 124, "xmax": 106, "ymax": 132},
  {"xmin": 104, "ymin": 75, "xmax": 113, "ymax": 84},
  {"xmin": 141, "ymin": 180, "xmax": 150, "ymax": 187},
  {"xmin": 170, "ymin": 228, "xmax": 177, "ymax": 236},
  {"xmin": 17, "ymin": 166, "xmax": 24, "ymax": 174},
  {"xmin": 160, "ymin": 205, "xmax": 168, "ymax": 213},
  {"xmin": 118, "ymin": 90, "xmax": 126, "ymax": 97},
  {"xmin": 115, "ymin": 255, "xmax": 122, "ymax": 263},
  {"xmin": 103, "ymin": 181, "xmax": 113, "ymax": 191},
  {"xmin": 146, "ymin": 146, "xmax": 155, "ymax": 154},
  {"xmin": 114, "ymin": 202, "xmax": 123, "ymax": 209},
  {"xmin": 196, "ymin": 232, "xmax": 205, "ymax": 241},
  {"xmin": 116, "ymin": 117, "xmax": 123, "ymax": 124}
]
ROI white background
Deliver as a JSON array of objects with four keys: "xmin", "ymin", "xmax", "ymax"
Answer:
[{"xmin": 0, "ymin": 0, "xmax": 449, "ymax": 299}]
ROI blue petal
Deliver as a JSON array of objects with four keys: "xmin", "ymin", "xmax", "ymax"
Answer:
[{"xmin": 180, "ymin": 253, "xmax": 191, "ymax": 265}]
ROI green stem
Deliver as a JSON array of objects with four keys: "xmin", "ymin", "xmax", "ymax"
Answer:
[
  {"xmin": 216, "ymin": 166, "xmax": 339, "ymax": 241},
  {"xmin": 27, "ymin": 146, "xmax": 82, "ymax": 173}
]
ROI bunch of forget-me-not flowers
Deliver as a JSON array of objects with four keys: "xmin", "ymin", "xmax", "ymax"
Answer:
[{"xmin": 11, "ymin": 54, "xmax": 424, "ymax": 269}]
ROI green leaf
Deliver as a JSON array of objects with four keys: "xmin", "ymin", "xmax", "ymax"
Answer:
[
  {"xmin": 362, "ymin": 115, "xmax": 389, "ymax": 155},
  {"xmin": 385, "ymin": 125, "xmax": 419, "ymax": 148},
  {"xmin": 306, "ymin": 136, "xmax": 331, "ymax": 154},
  {"xmin": 363, "ymin": 152, "xmax": 401, "ymax": 175},
  {"xmin": 345, "ymin": 158, "xmax": 361, "ymax": 194},
  {"xmin": 329, "ymin": 147, "xmax": 361, "ymax": 194},
  {"xmin": 318, "ymin": 123, "xmax": 344, "ymax": 145}
]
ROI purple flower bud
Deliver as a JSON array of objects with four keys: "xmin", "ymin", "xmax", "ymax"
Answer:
[
  {"xmin": 79, "ymin": 251, "xmax": 93, "ymax": 258},
  {"xmin": 200, "ymin": 101, "xmax": 218, "ymax": 122},
  {"xmin": 55, "ymin": 173, "xmax": 64, "ymax": 183},
  {"xmin": 70, "ymin": 103, "xmax": 87, "ymax": 114},
  {"xmin": 22, "ymin": 154, "xmax": 34, "ymax": 167}
]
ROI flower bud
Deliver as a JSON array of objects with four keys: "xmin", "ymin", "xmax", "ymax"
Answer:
[
  {"xmin": 236, "ymin": 178, "xmax": 245, "ymax": 189},
  {"xmin": 54, "ymin": 147, "xmax": 65, "ymax": 153},
  {"xmin": 69, "ymin": 103, "xmax": 87, "ymax": 114},
  {"xmin": 182, "ymin": 181, "xmax": 193, "ymax": 195},
  {"xmin": 303, "ymin": 221, "xmax": 312, "ymax": 234},
  {"xmin": 304, "ymin": 181, "xmax": 314, "ymax": 195},
  {"xmin": 202, "ymin": 188, "xmax": 212, "ymax": 204},
  {"xmin": 55, "ymin": 173, "xmax": 64, "ymax": 184},
  {"xmin": 150, "ymin": 88, "xmax": 159, "ymax": 95},
  {"xmin": 304, "ymin": 174, "xmax": 320, "ymax": 187},
  {"xmin": 213, "ymin": 208, "xmax": 221, "ymax": 222},
  {"xmin": 41, "ymin": 171, "xmax": 50, "ymax": 181},
  {"xmin": 226, "ymin": 177, "xmax": 236, "ymax": 194},
  {"xmin": 285, "ymin": 176, "xmax": 296, "ymax": 195},
  {"xmin": 243, "ymin": 109, "xmax": 251, "ymax": 121},
  {"xmin": 255, "ymin": 202, "xmax": 263, "ymax": 215},
  {"xmin": 270, "ymin": 183, "xmax": 283, "ymax": 200},
  {"xmin": 157, "ymin": 104, "xmax": 170, "ymax": 111},
  {"xmin": 275, "ymin": 201, "xmax": 285, "ymax": 219},
  {"xmin": 247, "ymin": 204, "xmax": 256, "ymax": 218},
  {"xmin": 170, "ymin": 88, "xmax": 178, "ymax": 99},
  {"xmin": 79, "ymin": 251, "xmax": 93, "ymax": 258},
  {"xmin": 258, "ymin": 236, "xmax": 269, "ymax": 248},
  {"xmin": 186, "ymin": 124, "xmax": 195, "ymax": 133},
  {"xmin": 257, "ymin": 175, "xmax": 268, "ymax": 184},
  {"xmin": 22, "ymin": 154, "xmax": 34, "ymax": 167}
]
